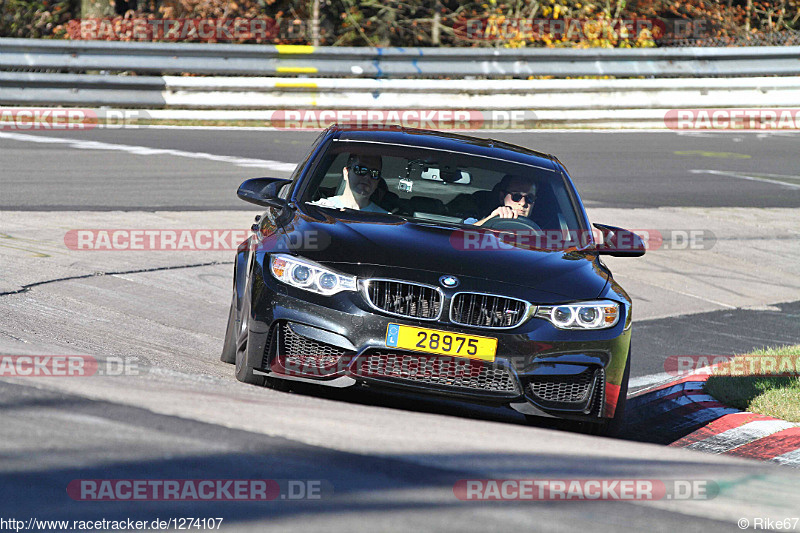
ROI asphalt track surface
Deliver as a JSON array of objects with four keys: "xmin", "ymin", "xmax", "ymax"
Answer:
[
  {"xmin": 2, "ymin": 127, "xmax": 799, "ymax": 378},
  {"xmin": 2, "ymin": 128, "xmax": 800, "ymax": 210},
  {"xmin": 4, "ymin": 377, "xmax": 795, "ymax": 532},
  {"xmin": 633, "ymin": 300, "xmax": 800, "ymax": 378},
  {"xmin": 2, "ymin": 128, "xmax": 800, "ymax": 531}
]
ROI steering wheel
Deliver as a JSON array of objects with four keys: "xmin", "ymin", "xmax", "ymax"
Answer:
[{"xmin": 481, "ymin": 215, "xmax": 543, "ymax": 234}]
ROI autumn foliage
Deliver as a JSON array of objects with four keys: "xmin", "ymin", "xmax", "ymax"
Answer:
[{"xmin": 1, "ymin": 0, "xmax": 799, "ymax": 47}]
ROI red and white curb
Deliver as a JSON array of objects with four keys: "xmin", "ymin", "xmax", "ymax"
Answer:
[
  {"xmin": 625, "ymin": 371, "xmax": 800, "ymax": 467},
  {"xmin": 671, "ymin": 411, "xmax": 800, "ymax": 466}
]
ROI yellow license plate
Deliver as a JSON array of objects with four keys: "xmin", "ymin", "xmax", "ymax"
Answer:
[{"xmin": 385, "ymin": 323, "xmax": 497, "ymax": 362}]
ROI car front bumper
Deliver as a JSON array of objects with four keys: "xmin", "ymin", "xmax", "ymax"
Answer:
[{"xmin": 245, "ymin": 269, "xmax": 631, "ymax": 422}]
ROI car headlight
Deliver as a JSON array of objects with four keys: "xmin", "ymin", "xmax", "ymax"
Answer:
[
  {"xmin": 269, "ymin": 254, "xmax": 357, "ymax": 296},
  {"xmin": 535, "ymin": 300, "xmax": 620, "ymax": 330}
]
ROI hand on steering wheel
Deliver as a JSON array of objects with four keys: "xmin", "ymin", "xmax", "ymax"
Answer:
[
  {"xmin": 486, "ymin": 206, "xmax": 518, "ymax": 220},
  {"xmin": 481, "ymin": 214, "xmax": 543, "ymax": 233}
]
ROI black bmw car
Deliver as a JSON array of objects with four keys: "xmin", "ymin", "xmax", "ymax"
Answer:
[{"xmin": 222, "ymin": 125, "xmax": 645, "ymax": 434}]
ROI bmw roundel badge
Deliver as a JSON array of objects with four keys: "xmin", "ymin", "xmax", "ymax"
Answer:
[{"xmin": 439, "ymin": 275, "xmax": 459, "ymax": 288}]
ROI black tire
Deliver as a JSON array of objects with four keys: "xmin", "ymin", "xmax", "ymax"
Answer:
[
  {"xmin": 234, "ymin": 291, "xmax": 266, "ymax": 386},
  {"xmin": 220, "ymin": 296, "xmax": 237, "ymax": 364}
]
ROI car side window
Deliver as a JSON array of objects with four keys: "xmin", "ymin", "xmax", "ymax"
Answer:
[{"xmin": 285, "ymin": 130, "xmax": 328, "ymax": 197}]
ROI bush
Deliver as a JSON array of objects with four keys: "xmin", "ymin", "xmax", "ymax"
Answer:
[
  {"xmin": 0, "ymin": 0, "xmax": 75, "ymax": 38},
  {"xmin": 2, "ymin": 0, "xmax": 798, "ymax": 47}
]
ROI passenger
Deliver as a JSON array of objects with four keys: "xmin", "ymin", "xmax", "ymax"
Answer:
[
  {"xmin": 470, "ymin": 175, "xmax": 537, "ymax": 226},
  {"xmin": 312, "ymin": 154, "xmax": 389, "ymax": 213}
]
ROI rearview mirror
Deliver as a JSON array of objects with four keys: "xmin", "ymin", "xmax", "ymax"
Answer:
[
  {"xmin": 237, "ymin": 177, "xmax": 292, "ymax": 208},
  {"xmin": 420, "ymin": 167, "xmax": 471, "ymax": 184},
  {"xmin": 593, "ymin": 224, "xmax": 646, "ymax": 257}
]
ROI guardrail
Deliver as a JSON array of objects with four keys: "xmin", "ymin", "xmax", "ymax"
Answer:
[
  {"xmin": 3, "ymin": 72, "xmax": 800, "ymax": 111},
  {"xmin": 3, "ymin": 38, "xmax": 800, "ymax": 127},
  {"xmin": 3, "ymin": 38, "xmax": 800, "ymax": 78}
]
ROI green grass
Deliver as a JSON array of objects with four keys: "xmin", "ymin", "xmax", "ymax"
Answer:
[{"xmin": 704, "ymin": 345, "xmax": 800, "ymax": 423}]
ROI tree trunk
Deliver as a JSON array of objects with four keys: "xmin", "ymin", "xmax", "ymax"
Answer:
[
  {"xmin": 432, "ymin": 10, "xmax": 441, "ymax": 45},
  {"xmin": 745, "ymin": 0, "xmax": 752, "ymax": 32},
  {"xmin": 311, "ymin": 0, "xmax": 320, "ymax": 46}
]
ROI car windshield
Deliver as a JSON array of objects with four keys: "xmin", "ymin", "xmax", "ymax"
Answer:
[{"xmin": 301, "ymin": 140, "xmax": 587, "ymax": 238}]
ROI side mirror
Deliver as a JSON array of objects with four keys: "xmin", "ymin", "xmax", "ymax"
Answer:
[
  {"xmin": 237, "ymin": 177, "xmax": 292, "ymax": 208},
  {"xmin": 593, "ymin": 223, "xmax": 646, "ymax": 257}
]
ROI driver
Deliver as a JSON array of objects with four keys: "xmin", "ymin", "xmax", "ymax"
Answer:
[
  {"xmin": 312, "ymin": 154, "xmax": 389, "ymax": 213},
  {"xmin": 471, "ymin": 174, "xmax": 537, "ymax": 227}
]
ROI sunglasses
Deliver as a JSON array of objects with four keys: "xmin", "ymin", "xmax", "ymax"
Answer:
[
  {"xmin": 505, "ymin": 191, "xmax": 536, "ymax": 204},
  {"xmin": 350, "ymin": 164, "xmax": 382, "ymax": 180}
]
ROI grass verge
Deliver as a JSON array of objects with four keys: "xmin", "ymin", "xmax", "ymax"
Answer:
[{"xmin": 704, "ymin": 345, "xmax": 800, "ymax": 423}]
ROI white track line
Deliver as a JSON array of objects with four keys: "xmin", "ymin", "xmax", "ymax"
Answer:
[
  {"xmin": 629, "ymin": 372, "xmax": 708, "ymax": 392},
  {"xmin": 0, "ymin": 131, "xmax": 296, "ymax": 172},
  {"xmin": 690, "ymin": 169, "xmax": 800, "ymax": 190},
  {"xmin": 629, "ymin": 372, "xmax": 677, "ymax": 390}
]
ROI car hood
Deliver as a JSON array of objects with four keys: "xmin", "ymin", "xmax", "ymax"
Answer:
[{"xmin": 277, "ymin": 208, "xmax": 609, "ymax": 300}]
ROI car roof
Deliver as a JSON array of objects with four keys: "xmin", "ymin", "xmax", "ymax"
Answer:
[{"xmin": 327, "ymin": 124, "xmax": 559, "ymax": 172}]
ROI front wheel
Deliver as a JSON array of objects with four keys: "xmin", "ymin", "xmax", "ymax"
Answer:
[
  {"xmin": 234, "ymin": 291, "xmax": 265, "ymax": 386},
  {"xmin": 220, "ymin": 295, "xmax": 237, "ymax": 364}
]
